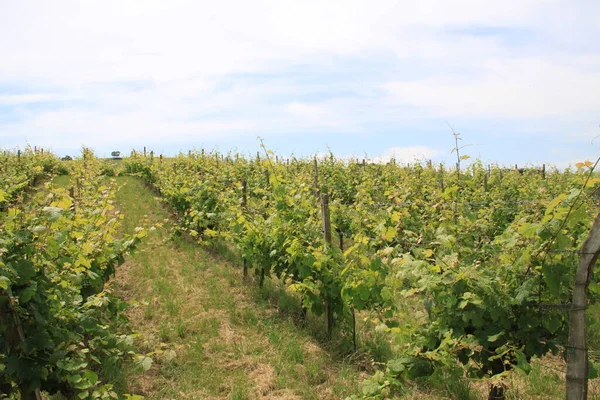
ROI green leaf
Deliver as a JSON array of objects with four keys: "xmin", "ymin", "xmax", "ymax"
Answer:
[
  {"xmin": 0, "ymin": 276, "xmax": 9, "ymax": 290},
  {"xmin": 136, "ymin": 355, "xmax": 153, "ymax": 372},
  {"xmin": 362, "ymin": 380, "xmax": 382, "ymax": 396},
  {"xmin": 487, "ymin": 331, "xmax": 505, "ymax": 343},
  {"xmin": 387, "ymin": 358, "xmax": 407, "ymax": 373},
  {"xmin": 382, "ymin": 226, "xmax": 396, "ymax": 242},
  {"xmin": 514, "ymin": 349, "xmax": 531, "ymax": 374},
  {"xmin": 19, "ymin": 285, "xmax": 36, "ymax": 303},
  {"xmin": 82, "ymin": 370, "xmax": 99, "ymax": 386},
  {"xmin": 42, "ymin": 206, "xmax": 64, "ymax": 222},
  {"xmin": 14, "ymin": 259, "xmax": 36, "ymax": 284}
]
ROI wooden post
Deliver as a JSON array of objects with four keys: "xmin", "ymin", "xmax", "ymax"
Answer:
[
  {"xmin": 144, "ymin": 146, "xmax": 147, "ymax": 157},
  {"xmin": 542, "ymin": 164, "xmax": 546, "ymax": 180},
  {"xmin": 483, "ymin": 173, "xmax": 488, "ymax": 192},
  {"xmin": 321, "ymin": 194, "xmax": 334, "ymax": 337},
  {"xmin": 352, "ymin": 308, "xmax": 357, "ymax": 352},
  {"xmin": 313, "ymin": 158, "xmax": 319, "ymax": 197},
  {"xmin": 150, "ymin": 151, "xmax": 154, "ymax": 161},
  {"xmin": 566, "ymin": 212, "xmax": 600, "ymax": 400},
  {"xmin": 17, "ymin": 150, "xmax": 21, "ymax": 163},
  {"xmin": 241, "ymin": 180, "xmax": 248, "ymax": 280},
  {"xmin": 256, "ymin": 151, "xmax": 260, "ymax": 162},
  {"xmin": 76, "ymin": 177, "xmax": 81, "ymax": 198},
  {"xmin": 69, "ymin": 186, "xmax": 76, "ymax": 214}
]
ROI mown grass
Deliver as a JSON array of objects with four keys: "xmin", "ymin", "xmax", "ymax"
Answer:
[{"xmin": 112, "ymin": 176, "xmax": 365, "ymax": 399}]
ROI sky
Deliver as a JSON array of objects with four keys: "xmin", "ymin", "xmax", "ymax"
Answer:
[{"xmin": 0, "ymin": 0, "xmax": 599, "ymax": 166}]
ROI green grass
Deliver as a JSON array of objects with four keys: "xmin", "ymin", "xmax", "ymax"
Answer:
[{"xmin": 111, "ymin": 176, "xmax": 363, "ymax": 399}]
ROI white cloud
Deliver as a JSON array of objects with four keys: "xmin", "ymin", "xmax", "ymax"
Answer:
[
  {"xmin": 383, "ymin": 57, "xmax": 600, "ymax": 119},
  {"xmin": 372, "ymin": 146, "xmax": 441, "ymax": 164},
  {"xmin": 0, "ymin": 93, "xmax": 76, "ymax": 105}
]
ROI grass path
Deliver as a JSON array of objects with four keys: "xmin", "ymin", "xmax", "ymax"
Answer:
[{"xmin": 111, "ymin": 176, "xmax": 362, "ymax": 400}]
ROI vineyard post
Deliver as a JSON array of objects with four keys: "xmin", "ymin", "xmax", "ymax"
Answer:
[
  {"xmin": 275, "ymin": 155, "xmax": 278, "ymax": 163},
  {"xmin": 144, "ymin": 147, "xmax": 146, "ymax": 157},
  {"xmin": 76, "ymin": 177, "xmax": 81, "ymax": 198},
  {"xmin": 256, "ymin": 151, "xmax": 260, "ymax": 163},
  {"xmin": 566, "ymin": 212, "xmax": 600, "ymax": 400},
  {"xmin": 160, "ymin": 154, "xmax": 163, "ymax": 165},
  {"xmin": 69, "ymin": 186, "xmax": 76, "ymax": 214},
  {"xmin": 321, "ymin": 193, "xmax": 334, "ymax": 337},
  {"xmin": 241, "ymin": 180, "xmax": 248, "ymax": 280},
  {"xmin": 150, "ymin": 151, "xmax": 154, "ymax": 162},
  {"xmin": 542, "ymin": 164, "xmax": 546, "ymax": 180},
  {"xmin": 264, "ymin": 169, "xmax": 270, "ymax": 188},
  {"xmin": 313, "ymin": 158, "xmax": 319, "ymax": 197},
  {"xmin": 484, "ymin": 173, "xmax": 488, "ymax": 192},
  {"xmin": 41, "ymin": 149, "xmax": 43, "ymax": 155},
  {"xmin": 439, "ymin": 164, "xmax": 444, "ymax": 191},
  {"xmin": 17, "ymin": 150, "xmax": 21, "ymax": 163},
  {"xmin": 362, "ymin": 159, "xmax": 366, "ymax": 167},
  {"xmin": 338, "ymin": 230, "xmax": 357, "ymax": 351}
]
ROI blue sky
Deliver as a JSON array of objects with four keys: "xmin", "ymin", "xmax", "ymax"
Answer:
[{"xmin": 0, "ymin": 0, "xmax": 599, "ymax": 167}]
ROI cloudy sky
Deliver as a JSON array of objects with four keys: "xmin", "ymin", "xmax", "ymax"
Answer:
[{"xmin": 1, "ymin": 0, "xmax": 599, "ymax": 165}]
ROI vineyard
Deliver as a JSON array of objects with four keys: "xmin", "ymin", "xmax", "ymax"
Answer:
[{"xmin": 1, "ymin": 147, "xmax": 600, "ymax": 399}]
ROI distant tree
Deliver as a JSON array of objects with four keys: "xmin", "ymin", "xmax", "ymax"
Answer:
[{"xmin": 61, "ymin": 155, "xmax": 73, "ymax": 161}]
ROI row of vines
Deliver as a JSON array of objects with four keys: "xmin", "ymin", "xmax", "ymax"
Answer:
[
  {"xmin": 125, "ymin": 149, "xmax": 599, "ymax": 398},
  {"xmin": 0, "ymin": 149, "xmax": 147, "ymax": 399}
]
